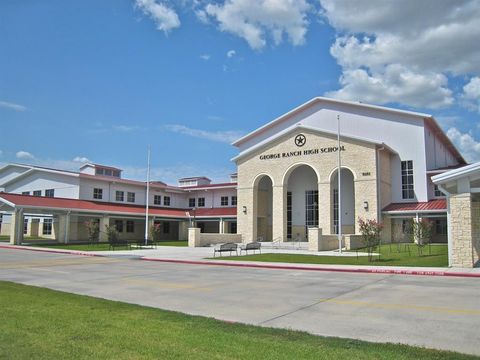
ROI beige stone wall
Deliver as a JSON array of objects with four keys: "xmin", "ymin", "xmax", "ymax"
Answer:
[
  {"xmin": 237, "ymin": 129, "xmax": 380, "ymax": 241},
  {"xmin": 471, "ymin": 202, "xmax": 480, "ymax": 266},
  {"xmin": 344, "ymin": 234, "xmax": 365, "ymax": 250},
  {"xmin": 188, "ymin": 227, "xmax": 242, "ymax": 247},
  {"xmin": 450, "ymin": 194, "xmax": 475, "ymax": 268},
  {"xmin": 379, "ymin": 150, "xmax": 392, "ymax": 210}
]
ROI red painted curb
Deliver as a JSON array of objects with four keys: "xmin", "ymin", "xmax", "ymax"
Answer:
[
  {"xmin": 140, "ymin": 257, "xmax": 480, "ymax": 278},
  {"xmin": 0, "ymin": 244, "xmax": 105, "ymax": 258}
]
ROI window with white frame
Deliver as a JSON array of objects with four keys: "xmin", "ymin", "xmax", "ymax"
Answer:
[
  {"xmin": 189, "ymin": 198, "xmax": 196, "ymax": 207},
  {"xmin": 93, "ymin": 188, "xmax": 103, "ymax": 199},
  {"xmin": 126, "ymin": 220, "xmax": 134, "ymax": 233},
  {"xmin": 164, "ymin": 196, "xmax": 171, "ymax": 206},
  {"xmin": 401, "ymin": 161, "xmax": 414, "ymax": 199},
  {"xmin": 45, "ymin": 189, "xmax": 55, "ymax": 198},
  {"xmin": 231, "ymin": 196, "xmax": 237, "ymax": 206},
  {"xmin": 114, "ymin": 220, "xmax": 123, "ymax": 232},
  {"xmin": 127, "ymin": 192, "xmax": 135, "ymax": 203},
  {"xmin": 116, "ymin": 191, "xmax": 124, "ymax": 201},
  {"xmin": 163, "ymin": 222, "xmax": 170, "ymax": 234},
  {"xmin": 22, "ymin": 191, "xmax": 30, "ymax": 195},
  {"xmin": 198, "ymin": 197, "xmax": 205, "ymax": 207},
  {"xmin": 43, "ymin": 219, "xmax": 53, "ymax": 235},
  {"xmin": 154, "ymin": 195, "xmax": 161, "ymax": 205},
  {"xmin": 434, "ymin": 185, "xmax": 444, "ymax": 197},
  {"xmin": 221, "ymin": 196, "xmax": 228, "ymax": 206},
  {"xmin": 33, "ymin": 190, "xmax": 41, "ymax": 197},
  {"xmin": 23, "ymin": 218, "xmax": 28, "ymax": 235}
]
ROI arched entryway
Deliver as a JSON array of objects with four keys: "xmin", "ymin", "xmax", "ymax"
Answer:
[
  {"xmin": 283, "ymin": 164, "xmax": 319, "ymax": 241},
  {"xmin": 330, "ymin": 168, "xmax": 355, "ymax": 234},
  {"xmin": 254, "ymin": 175, "xmax": 273, "ymax": 241}
]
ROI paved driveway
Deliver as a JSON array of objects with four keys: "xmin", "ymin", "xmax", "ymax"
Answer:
[{"xmin": 0, "ymin": 247, "xmax": 479, "ymax": 356}]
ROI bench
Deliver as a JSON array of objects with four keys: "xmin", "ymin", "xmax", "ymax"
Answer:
[
  {"xmin": 135, "ymin": 239, "xmax": 157, "ymax": 249},
  {"xmin": 213, "ymin": 243, "xmax": 238, "ymax": 257},
  {"xmin": 240, "ymin": 242, "xmax": 261, "ymax": 255},
  {"xmin": 108, "ymin": 239, "xmax": 131, "ymax": 251}
]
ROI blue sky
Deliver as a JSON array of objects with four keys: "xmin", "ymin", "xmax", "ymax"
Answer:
[{"xmin": 1, "ymin": 0, "xmax": 480, "ymax": 184}]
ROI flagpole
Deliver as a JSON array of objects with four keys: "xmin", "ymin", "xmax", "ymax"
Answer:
[
  {"xmin": 337, "ymin": 115, "xmax": 342, "ymax": 254},
  {"xmin": 144, "ymin": 145, "xmax": 151, "ymax": 245}
]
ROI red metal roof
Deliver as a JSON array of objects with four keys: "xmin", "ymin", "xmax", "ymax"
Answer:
[
  {"xmin": 190, "ymin": 207, "xmax": 237, "ymax": 217},
  {"xmin": 382, "ymin": 199, "xmax": 446, "ymax": 213},
  {"xmin": 0, "ymin": 192, "xmax": 237, "ymax": 219}
]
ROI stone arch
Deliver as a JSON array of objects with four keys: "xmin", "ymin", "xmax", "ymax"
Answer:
[
  {"xmin": 330, "ymin": 167, "xmax": 356, "ymax": 234},
  {"xmin": 253, "ymin": 174, "xmax": 273, "ymax": 241}
]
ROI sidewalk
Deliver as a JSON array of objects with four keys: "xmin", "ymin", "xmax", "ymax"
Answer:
[{"xmin": 1, "ymin": 243, "xmax": 479, "ymax": 278}]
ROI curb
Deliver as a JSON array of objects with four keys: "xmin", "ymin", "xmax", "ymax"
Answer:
[
  {"xmin": 140, "ymin": 257, "xmax": 480, "ymax": 278},
  {"xmin": 1, "ymin": 244, "xmax": 479, "ymax": 278},
  {"xmin": 0, "ymin": 244, "xmax": 106, "ymax": 258}
]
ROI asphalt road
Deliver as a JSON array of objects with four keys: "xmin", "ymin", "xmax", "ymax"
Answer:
[{"xmin": 1, "ymin": 248, "xmax": 479, "ymax": 356}]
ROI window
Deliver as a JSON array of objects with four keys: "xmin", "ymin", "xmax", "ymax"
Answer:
[
  {"xmin": 198, "ymin": 198, "xmax": 205, "ymax": 207},
  {"xmin": 306, "ymin": 190, "xmax": 319, "ymax": 228},
  {"xmin": 114, "ymin": 220, "xmax": 123, "ymax": 232},
  {"xmin": 93, "ymin": 188, "xmax": 103, "ymax": 199},
  {"xmin": 435, "ymin": 219, "xmax": 447, "ymax": 235},
  {"xmin": 45, "ymin": 189, "xmax": 55, "ymax": 198},
  {"xmin": 229, "ymin": 222, "xmax": 237, "ymax": 234},
  {"xmin": 287, "ymin": 192, "xmax": 292, "ymax": 239},
  {"xmin": 401, "ymin": 160, "xmax": 414, "ymax": 199},
  {"xmin": 42, "ymin": 219, "xmax": 52, "ymax": 235},
  {"xmin": 22, "ymin": 191, "xmax": 30, "ymax": 195},
  {"xmin": 434, "ymin": 185, "xmax": 444, "ymax": 197},
  {"xmin": 127, "ymin": 192, "xmax": 135, "ymax": 203},
  {"xmin": 333, "ymin": 189, "xmax": 339, "ymax": 234},
  {"xmin": 33, "ymin": 190, "xmax": 41, "ymax": 197},
  {"xmin": 221, "ymin": 196, "xmax": 228, "ymax": 206},
  {"xmin": 96, "ymin": 168, "xmax": 104, "ymax": 176},
  {"xmin": 23, "ymin": 218, "xmax": 28, "ymax": 235},
  {"xmin": 231, "ymin": 196, "xmax": 237, "ymax": 206},
  {"xmin": 126, "ymin": 220, "xmax": 134, "ymax": 233},
  {"xmin": 163, "ymin": 222, "xmax": 170, "ymax": 234},
  {"xmin": 116, "ymin": 191, "xmax": 124, "ymax": 202},
  {"xmin": 189, "ymin": 198, "xmax": 196, "ymax": 207},
  {"xmin": 154, "ymin": 195, "xmax": 162, "ymax": 205},
  {"xmin": 164, "ymin": 196, "xmax": 171, "ymax": 206}
]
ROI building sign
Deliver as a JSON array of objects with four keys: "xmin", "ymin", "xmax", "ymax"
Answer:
[{"xmin": 259, "ymin": 146, "xmax": 345, "ymax": 160}]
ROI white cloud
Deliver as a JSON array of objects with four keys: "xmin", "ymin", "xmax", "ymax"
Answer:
[
  {"xmin": 135, "ymin": 0, "xmax": 181, "ymax": 33},
  {"xmin": 16, "ymin": 151, "xmax": 35, "ymax": 160},
  {"xmin": 200, "ymin": 0, "xmax": 311, "ymax": 50},
  {"xmin": 226, "ymin": 49, "xmax": 236, "ymax": 58},
  {"xmin": 325, "ymin": 64, "xmax": 454, "ymax": 109},
  {"xmin": 200, "ymin": 54, "xmax": 211, "ymax": 60},
  {"xmin": 165, "ymin": 124, "xmax": 244, "ymax": 143},
  {"xmin": 447, "ymin": 127, "xmax": 480, "ymax": 163},
  {"xmin": 0, "ymin": 101, "xmax": 26, "ymax": 112},
  {"xmin": 73, "ymin": 156, "xmax": 91, "ymax": 163},
  {"xmin": 112, "ymin": 125, "xmax": 139, "ymax": 132},
  {"xmin": 320, "ymin": 0, "xmax": 480, "ymax": 108},
  {"xmin": 0, "ymin": 150, "xmax": 3, "ymax": 157},
  {"xmin": 462, "ymin": 77, "xmax": 480, "ymax": 113}
]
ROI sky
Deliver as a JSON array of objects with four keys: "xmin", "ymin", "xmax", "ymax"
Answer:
[{"xmin": 1, "ymin": 0, "xmax": 480, "ymax": 184}]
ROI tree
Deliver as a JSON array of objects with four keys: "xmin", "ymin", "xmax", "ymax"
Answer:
[
  {"xmin": 150, "ymin": 223, "xmax": 162, "ymax": 242},
  {"xmin": 358, "ymin": 218, "xmax": 383, "ymax": 262},
  {"xmin": 84, "ymin": 220, "xmax": 99, "ymax": 244},
  {"xmin": 407, "ymin": 218, "xmax": 433, "ymax": 256},
  {"xmin": 105, "ymin": 224, "xmax": 119, "ymax": 243}
]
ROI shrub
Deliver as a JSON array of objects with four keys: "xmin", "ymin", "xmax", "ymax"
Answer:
[
  {"xmin": 105, "ymin": 225, "xmax": 119, "ymax": 243},
  {"xmin": 150, "ymin": 223, "xmax": 162, "ymax": 241},
  {"xmin": 84, "ymin": 220, "xmax": 99, "ymax": 244},
  {"xmin": 358, "ymin": 218, "xmax": 383, "ymax": 262}
]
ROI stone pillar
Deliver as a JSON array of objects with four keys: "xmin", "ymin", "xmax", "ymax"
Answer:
[
  {"xmin": 318, "ymin": 182, "xmax": 330, "ymax": 235},
  {"xmin": 178, "ymin": 221, "xmax": 189, "ymax": 240},
  {"xmin": 99, "ymin": 215, "xmax": 110, "ymax": 242},
  {"xmin": 272, "ymin": 185, "xmax": 286, "ymax": 242},
  {"xmin": 308, "ymin": 227, "xmax": 322, "ymax": 251},
  {"xmin": 57, "ymin": 214, "xmax": 67, "ymax": 243},
  {"xmin": 449, "ymin": 193, "xmax": 475, "ymax": 268},
  {"xmin": 188, "ymin": 227, "xmax": 201, "ymax": 247},
  {"xmin": 237, "ymin": 187, "xmax": 256, "ymax": 243},
  {"xmin": 219, "ymin": 218, "xmax": 224, "ymax": 234},
  {"xmin": 10, "ymin": 209, "xmax": 24, "ymax": 245}
]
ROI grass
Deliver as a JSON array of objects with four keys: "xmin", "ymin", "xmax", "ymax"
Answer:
[
  {"xmin": 25, "ymin": 240, "xmax": 188, "ymax": 251},
  {"xmin": 0, "ymin": 235, "xmax": 50, "ymax": 241},
  {"xmin": 0, "ymin": 281, "xmax": 474, "ymax": 360},
  {"xmin": 217, "ymin": 244, "xmax": 448, "ymax": 267}
]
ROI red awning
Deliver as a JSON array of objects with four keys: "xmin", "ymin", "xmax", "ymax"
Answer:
[{"xmin": 382, "ymin": 199, "xmax": 446, "ymax": 213}]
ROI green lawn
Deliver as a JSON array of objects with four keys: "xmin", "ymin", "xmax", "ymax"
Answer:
[
  {"xmin": 217, "ymin": 244, "xmax": 448, "ymax": 267},
  {"xmin": 26, "ymin": 240, "xmax": 188, "ymax": 251},
  {"xmin": 0, "ymin": 281, "xmax": 473, "ymax": 360}
]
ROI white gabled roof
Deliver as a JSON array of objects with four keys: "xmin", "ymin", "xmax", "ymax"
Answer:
[
  {"xmin": 432, "ymin": 162, "xmax": 480, "ymax": 184},
  {"xmin": 231, "ymin": 124, "xmax": 396, "ymax": 162},
  {"xmin": 0, "ymin": 164, "xmax": 79, "ymax": 187}
]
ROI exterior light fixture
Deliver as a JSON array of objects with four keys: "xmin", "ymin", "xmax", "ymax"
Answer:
[
  {"xmin": 363, "ymin": 201, "xmax": 369, "ymax": 210},
  {"xmin": 242, "ymin": 206, "xmax": 247, "ymax": 214}
]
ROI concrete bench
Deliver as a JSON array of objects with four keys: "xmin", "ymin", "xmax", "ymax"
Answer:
[{"xmin": 213, "ymin": 243, "xmax": 238, "ymax": 257}]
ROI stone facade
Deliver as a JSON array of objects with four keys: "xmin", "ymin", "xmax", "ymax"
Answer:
[
  {"xmin": 449, "ymin": 194, "xmax": 479, "ymax": 268},
  {"xmin": 236, "ymin": 129, "xmax": 382, "ymax": 243}
]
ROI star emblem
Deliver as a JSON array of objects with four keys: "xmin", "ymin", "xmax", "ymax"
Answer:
[{"xmin": 295, "ymin": 134, "xmax": 306, "ymax": 147}]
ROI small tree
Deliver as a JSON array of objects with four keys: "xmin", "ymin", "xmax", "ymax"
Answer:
[
  {"xmin": 84, "ymin": 220, "xmax": 100, "ymax": 244},
  {"xmin": 105, "ymin": 224, "xmax": 119, "ymax": 243},
  {"xmin": 407, "ymin": 218, "xmax": 433, "ymax": 256},
  {"xmin": 358, "ymin": 218, "xmax": 383, "ymax": 262},
  {"xmin": 150, "ymin": 223, "xmax": 162, "ymax": 242}
]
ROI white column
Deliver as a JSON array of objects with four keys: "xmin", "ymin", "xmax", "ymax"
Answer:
[{"xmin": 219, "ymin": 218, "xmax": 224, "ymax": 234}]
